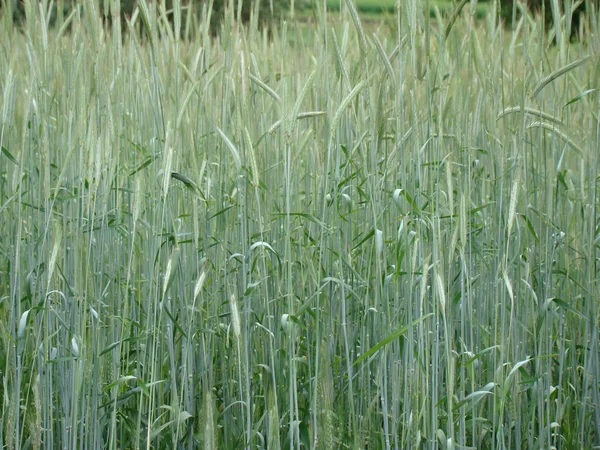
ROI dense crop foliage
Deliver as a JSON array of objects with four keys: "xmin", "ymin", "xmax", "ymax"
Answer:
[
  {"xmin": 1, "ymin": 0, "xmax": 599, "ymax": 448},
  {"xmin": 500, "ymin": 0, "xmax": 600, "ymax": 34},
  {"xmin": 1, "ymin": 0, "xmax": 293, "ymax": 33}
]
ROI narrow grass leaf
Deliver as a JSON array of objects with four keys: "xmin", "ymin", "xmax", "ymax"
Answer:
[
  {"xmin": 1, "ymin": 146, "xmax": 19, "ymax": 166},
  {"xmin": 550, "ymin": 297, "xmax": 587, "ymax": 320},
  {"xmin": 216, "ymin": 126, "xmax": 242, "ymax": 171},
  {"xmin": 355, "ymin": 314, "xmax": 433, "ymax": 364},
  {"xmin": 564, "ymin": 88, "xmax": 597, "ymax": 107},
  {"xmin": 18, "ymin": 309, "xmax": 31, "ymax": 341},
  {"xmin": 171, "ymin": 171, "xmax": 204, "ymax": 198},
  {"xmin": 453, "ymin": 382, "xmax": 495, "ymax": 411}
]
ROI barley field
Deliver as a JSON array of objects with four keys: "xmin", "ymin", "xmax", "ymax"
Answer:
[{"xmin": 0, "ymin": 0, "xmax": 599, "ymax": 449}]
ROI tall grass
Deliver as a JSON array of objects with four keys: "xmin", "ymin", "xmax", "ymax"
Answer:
[{"xmin": 0, "ymin": 0, "xmax": 599, "ymax": 448}]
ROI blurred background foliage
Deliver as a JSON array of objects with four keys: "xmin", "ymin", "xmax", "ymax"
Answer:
[
  {"xmin": 0, "ymin": 0, "xmax": 597, "ymax": 33},
  {"xmin": 0, "ymin": 0, "xmax": 296, "ymax": 33},
  {"xmin": 500, "ymin": 0, "xmax": 597, "ymax": 32}
]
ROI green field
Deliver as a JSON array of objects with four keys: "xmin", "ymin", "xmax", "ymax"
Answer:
[
  {"xmin": 326, "ymin": 0, "xmax": 491, "ymax": 17},
  {"xmin": 1, "ymin": 0, "xmax": 599, "ymax": 449}
]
